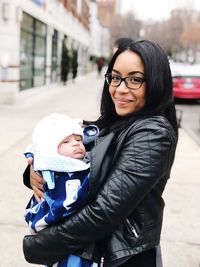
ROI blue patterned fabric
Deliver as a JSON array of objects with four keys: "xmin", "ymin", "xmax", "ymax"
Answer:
[
  {"xmin": 25, "ymin": 168, "xmax": 92, "ymax": 267},
  {"xmin": 83, "ymin": 125, "xmax": 99, "ymax": 145},
  {"xmin": 58, "ymin": 255, "xmax": 92, "ymax": 267}
]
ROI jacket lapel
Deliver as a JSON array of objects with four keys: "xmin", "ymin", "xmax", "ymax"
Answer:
[{"xmin": 88, "ymin": 132, "xmax": 115, "ymax": 200}]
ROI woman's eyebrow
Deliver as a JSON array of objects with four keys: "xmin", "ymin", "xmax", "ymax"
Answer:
[
  {"xmin": 112, "ymin": 69, "xmax": 144, "ymax": 76},
  {"xmin": 129, "ymin": 71, "xmax": 145, "ymax": 76},
  {"xmin": 112, "ymin": 69, "xmax": 120, "ymax": 74}
]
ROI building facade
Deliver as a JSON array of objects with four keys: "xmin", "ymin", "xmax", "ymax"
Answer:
[
  {"xmin": 0, "ymin": 0, "xmax": 110, "ymax": 104},
  {"xmin": 89, "ymin": 0, "xmax": 110, "ymax": 59}
]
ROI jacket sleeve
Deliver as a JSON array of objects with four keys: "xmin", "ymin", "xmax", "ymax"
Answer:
[
  {"xmin": 23, "ymin": 119, "xmax": 176, "ymax": 265},
  {"xmin": 23, "ymin": 165, "xmax": 32, "ymax": 189}
]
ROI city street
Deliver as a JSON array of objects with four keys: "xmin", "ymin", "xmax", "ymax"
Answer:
[
  {"xmin": 0, "ymin": 72, "xmax": 200, "ymax": 267},
  {"xmin": 175, "ymin": 100, "xmax": 200, "ymax": 146}
]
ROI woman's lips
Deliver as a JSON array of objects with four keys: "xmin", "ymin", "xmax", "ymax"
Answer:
[{"xmin": 115, "ymin": 98, "xmax": 134, "ymax": 105}]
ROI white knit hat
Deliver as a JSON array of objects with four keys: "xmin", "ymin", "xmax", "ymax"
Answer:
[{"xmin": 32, "ymin": 113, "xmax": 83, "ymax": 155}]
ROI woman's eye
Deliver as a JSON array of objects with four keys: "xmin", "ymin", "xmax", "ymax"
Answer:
[
  {"xmin": 130, "ymin": 77, "xmax": 142, "ymax": 83},
  {"xmin": 112, "ymin": 76, "xmax": 120, "ymax": 81}
]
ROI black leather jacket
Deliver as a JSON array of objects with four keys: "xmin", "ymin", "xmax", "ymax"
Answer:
[{"xmin": 23, "ymin": 116, "xmax": 177, "ymax": 266}]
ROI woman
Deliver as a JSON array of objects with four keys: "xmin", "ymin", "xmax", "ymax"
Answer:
[{"xmin": 23, "ymin": 40, "xmax": 178, "ymax": 267}]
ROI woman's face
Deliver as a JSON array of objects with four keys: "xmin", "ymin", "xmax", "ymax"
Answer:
[{"xmin": 109, "ymin": 50, "xmax": 146, "ymax": 116}]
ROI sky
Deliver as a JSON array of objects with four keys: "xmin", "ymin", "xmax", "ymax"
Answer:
[{"xmin": 120, "ymin": 0, "xmax": 200, "ymax": 21}]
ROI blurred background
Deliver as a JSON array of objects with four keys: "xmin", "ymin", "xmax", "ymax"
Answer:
[
  {"xmin": 1, "ymin": 0, "xmax": 200, "ymax": 104},
  {"xmin": 0, "ymin": 1, "xmax": 200, "ymax": 266}
]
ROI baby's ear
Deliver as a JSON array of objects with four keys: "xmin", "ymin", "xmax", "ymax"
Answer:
[{"xmin": 74, "ymin": 118, "xmax": 83, "ymax": 127}]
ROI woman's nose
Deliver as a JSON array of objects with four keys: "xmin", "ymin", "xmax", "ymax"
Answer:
[{"xmin": 116, "ymin": 81, "xmax": 129, "ymax": 92}]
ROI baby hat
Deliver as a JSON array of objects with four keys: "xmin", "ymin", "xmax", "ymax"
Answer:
[{"xmin": 32, "ymin": 113, "xmax": 83, "ymax": 155}]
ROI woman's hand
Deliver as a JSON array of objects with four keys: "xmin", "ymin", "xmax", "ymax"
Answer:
[{"xmin": 28, "ymin": 158, "xmax": 44, "ymax": 202}]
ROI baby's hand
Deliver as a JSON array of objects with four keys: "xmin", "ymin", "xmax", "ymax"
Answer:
[{"xmin": 27, "ymin": 157, "xmax": 33, "ymax": 166}]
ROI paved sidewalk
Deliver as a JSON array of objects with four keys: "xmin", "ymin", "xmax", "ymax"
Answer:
[
  {"xmin": 161, "ymin": 128, "xmax": 200, "ymax": 267},
  {"xmin": 0, "ymin": 72, "xmax": 199, "ymax": 266}
]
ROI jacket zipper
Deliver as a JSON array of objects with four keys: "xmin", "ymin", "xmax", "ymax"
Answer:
[
  {"xmin": 126, "ymin": 218, "xmax": 139, "ymax": 238},
  {"xmin": 99, "ymin": 256, "xmax": 104, "ymax": 267}
]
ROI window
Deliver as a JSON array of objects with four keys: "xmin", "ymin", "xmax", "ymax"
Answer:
[
  {"xmin": 51, "ymin": 30, "xmax": 58, "ymax": 82},
  {"xmin": 20, "ymin": 12, "xmax": 46, "ymax": 90}
]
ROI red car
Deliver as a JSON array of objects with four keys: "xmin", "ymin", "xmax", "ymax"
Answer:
[{"xmin": 170, "ymin": 62, "xmax": 200, "ymax": 99}]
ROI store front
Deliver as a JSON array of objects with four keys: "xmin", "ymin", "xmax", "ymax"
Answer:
[{"xmin": 20, "ymin": 12, "xmax": 46, "ymax": 90}]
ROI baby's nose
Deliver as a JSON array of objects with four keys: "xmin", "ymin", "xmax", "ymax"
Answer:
[{"xmin": 73, "ymin": 140, "xmax": 80, "ymax": 145}]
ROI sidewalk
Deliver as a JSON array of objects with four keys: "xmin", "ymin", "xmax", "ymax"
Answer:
[
  {"xmin": 161, "ymin": 128, "xmax": 200, "ymax": 267},
  {"xmin": 0, "ymin": 72, "xmax": 199, "ymax": 266}
]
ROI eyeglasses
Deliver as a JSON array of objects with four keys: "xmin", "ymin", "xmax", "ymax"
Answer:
[{"xmin": 105, "ymin": 73, "xmax": 145, "ymax": 90}]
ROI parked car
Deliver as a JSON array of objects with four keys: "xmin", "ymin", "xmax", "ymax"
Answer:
[{"xmin": 170, "ymin": 62, "xmax": 200, "ymax": 100}]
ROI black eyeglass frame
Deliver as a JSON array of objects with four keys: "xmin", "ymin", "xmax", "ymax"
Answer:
[{"xmin": 105, "ymin": 73, "xmax": 146, "ymax": 90}]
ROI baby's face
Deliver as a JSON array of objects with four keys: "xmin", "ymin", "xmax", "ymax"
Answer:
[{"xmin": 57, "ymin": 134, "xmax": 86, "ymax": 159}]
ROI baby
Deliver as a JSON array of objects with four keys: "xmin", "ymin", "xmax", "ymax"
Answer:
[{"xmin": 24, "ymin": 113, "xmax": 99, "ymax": 267}]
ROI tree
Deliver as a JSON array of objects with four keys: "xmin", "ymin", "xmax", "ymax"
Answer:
[
  {"xmin": 180, "ymin": 23, "xmax": 200, "ymax": 62},
  {"xmin": 144, "ymin": 12, "xmax": 185, "ymax": 58},
  {"xmin": 109, "ymin": 12, "xmax": 141, "ymax": 51}
]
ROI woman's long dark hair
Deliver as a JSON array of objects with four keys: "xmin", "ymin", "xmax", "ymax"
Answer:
[{"xmin": 87, "ymin": 40, "xmax": 178, "ymax": 136}]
